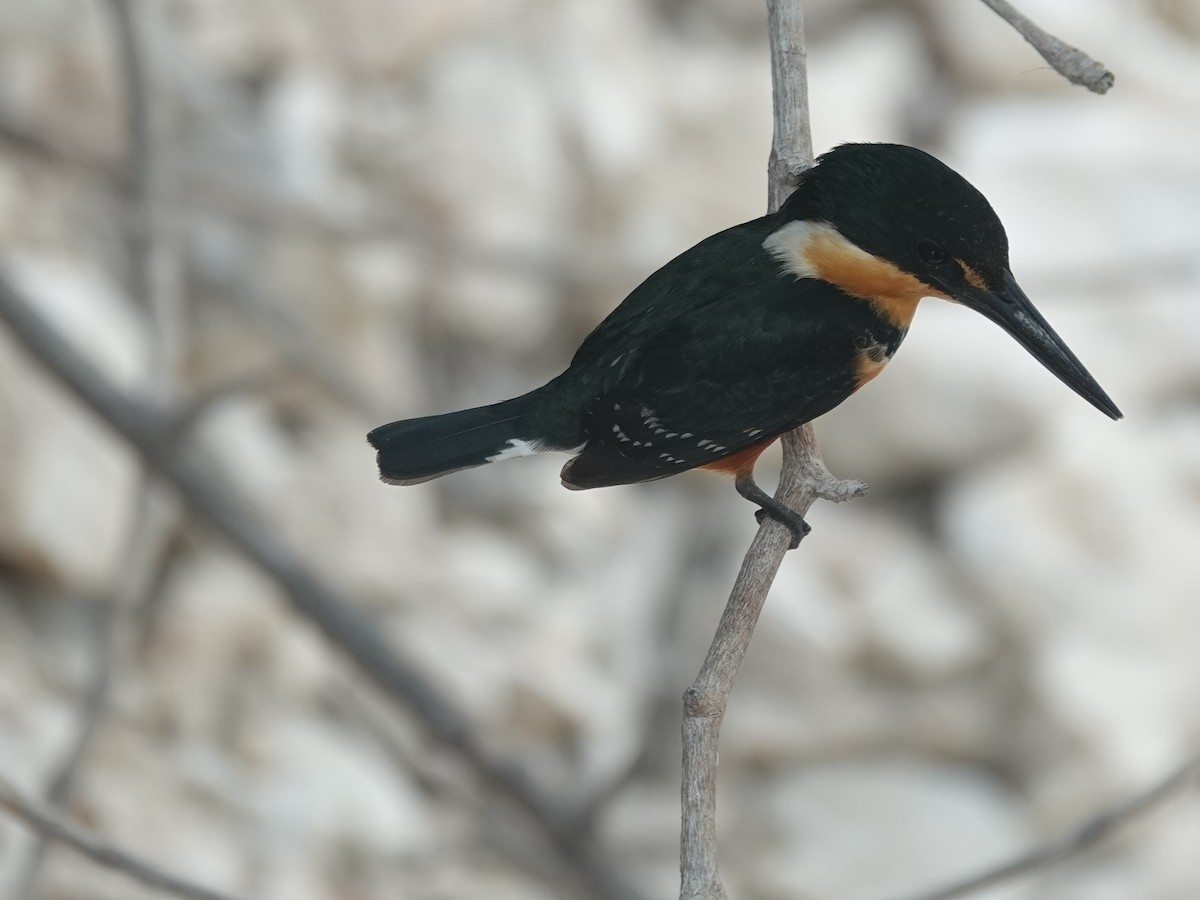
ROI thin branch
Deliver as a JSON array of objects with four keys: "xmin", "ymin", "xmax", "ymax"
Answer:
[
  {"xmin": 19, "ymin": 3, "xmax": 185, "ymax": 896},
  {"xmin": 0, "ymin": 771, "xmax": 249, "ymax": 900},
  {"xmin": 15, "ymin": 496, "xmax": 176, "ymax": 900},
  {"xmin": 0, "ymin": 275, "xmax": 642, "ymax": 900},
  {"xmin": 765, "ymin": 0, "xmax": 814, "ymax": 212},
  {"xmin": 979, "ymin": 0, "xmax": 1114, "ymax": 93},
  {"xmin": 678, "ymin": 4, "xmax": 868, "ymax": 898},
  {"xmin": 889, "ymin": 752, "xmax": 1200, "ymax": 900}
]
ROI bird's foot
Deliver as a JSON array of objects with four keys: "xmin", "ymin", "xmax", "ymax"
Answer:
[
  {"xmin": 753, "ymin": 504, "xmax": 810, "ymax": 549},
  {"xmin": 735, "ymin": 473, "xmax": 811, "ymax": 550}
]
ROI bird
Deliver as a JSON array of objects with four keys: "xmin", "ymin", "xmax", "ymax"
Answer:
[{"xmin": 368, "ymin": 143, "xmax": 1121, "ymax": 548}]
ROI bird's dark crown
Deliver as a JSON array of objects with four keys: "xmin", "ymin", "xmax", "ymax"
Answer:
[{"xmin": 779, "ymin": 143, "xmax": 1010, "ymax": 293}]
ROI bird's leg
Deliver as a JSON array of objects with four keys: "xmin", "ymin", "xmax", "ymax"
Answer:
[{"xmin": 734, "ymin": 471, "xmax": 810, "ymax": 550}]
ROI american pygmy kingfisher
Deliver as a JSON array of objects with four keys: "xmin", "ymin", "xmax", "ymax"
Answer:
[{"xmin": 369, "ymin": 143, "xmax": 1121, "ymax": 546}]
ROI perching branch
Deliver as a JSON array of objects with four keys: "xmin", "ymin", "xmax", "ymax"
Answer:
[
  {"xmin": 0, "ymin": 275, "xmax": 640, "ymax": 900},
  {"xmin": 979, "ymin": 0, "xmax": 1114, "ymax": 93},
  {"xmin": 0, "ymin": 771, "xmax": 248, "ymax": 900},
  {"xmin": 680, "ymin": 1, "xmax": 1124, "ymax": 898},
  {"xmin": 678, "ymin": 3, "xmax": 868, "ymax": 898},
  {"xmin": 889, "ymin": 751, "xmax": 1200, "ymax": 900},
  {"xmin": 765, "ymin": 0, "xmax": 814, "ymax": 213}
]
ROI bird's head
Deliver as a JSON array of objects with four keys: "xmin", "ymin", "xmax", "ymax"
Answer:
[{"xmin": 772, "ymin": 142, "xmax": 1121, "ymax": 420}]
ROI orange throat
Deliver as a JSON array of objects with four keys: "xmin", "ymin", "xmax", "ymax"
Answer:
[{"xmin": 763, "ymin": 219, "xmax": 947, "ymax": 330}]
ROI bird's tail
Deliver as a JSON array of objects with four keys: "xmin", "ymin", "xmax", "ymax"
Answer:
[{"xmin": 368, "ymin": 392, "xmax": 552, "ymax": 485}]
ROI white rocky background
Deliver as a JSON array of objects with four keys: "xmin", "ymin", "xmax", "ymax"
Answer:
[{"xmin": 1, "ymin": 1, "xmax": 1199, "ymax": 898}]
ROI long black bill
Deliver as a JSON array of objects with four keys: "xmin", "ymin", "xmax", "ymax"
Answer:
[{"xmin": 957, "ymin": 270, "xmax": 1122, "ymax": 420}]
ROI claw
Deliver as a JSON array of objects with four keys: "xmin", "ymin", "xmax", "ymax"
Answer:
[{"xmin": 737, "ymin": 472, "xmax": 811, "ymax": 550}]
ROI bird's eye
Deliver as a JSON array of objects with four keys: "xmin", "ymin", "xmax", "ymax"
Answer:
[{"xmin": 916, "ymin": 240, "xmax": 948, "ymax": 266}]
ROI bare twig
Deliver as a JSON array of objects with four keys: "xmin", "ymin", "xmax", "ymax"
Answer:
[
  {"xmin": 0, "ymin": 273, "xmax": 641, "ymax": 900},
  {"xmin": 19, "ymin": 3, "xmax": 186, "ymax": 897},
  {"xmin": 16, "ymin": 497, "xmax": 178, "ymax": 900},
  {"xmin": 889, "ymin": 752, "xmax": 1200, "ymax": 900},
  {"xmin": 979, "ymin": 0, "xmax": 1114, "ymax": 93},
  {"xmin": 765, "ymin": 0, "xmax": 814, "ymax": 213},
  {"xmin": 0, "ymin": 771, "xmax": 248, "ymax": 900},
  {"xmin": 679, "ymin": 434, "xmax": 864, "ymax": 900},
  {"xmin": 678, "ymin": 4, "xmax": 868, "ymax": 898}
]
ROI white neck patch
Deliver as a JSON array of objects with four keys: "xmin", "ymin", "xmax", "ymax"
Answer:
[{"xmin": 762, "ymin": 219, "xmax": 873, "ymax": 280}]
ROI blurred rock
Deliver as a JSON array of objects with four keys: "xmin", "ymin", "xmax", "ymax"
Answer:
[
  {"xmin": 751, "ymin": 757, "xmax": 1032, "ymax": 900},
  {"xmin": 758, "ymin": 505, "xmax": 991, "ymax": 681},
  {"xmin": 942, "ymin": 411, "xmax": 1200, "ymax": 780}
]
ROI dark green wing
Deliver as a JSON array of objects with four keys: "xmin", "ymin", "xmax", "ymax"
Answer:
[
  {"xmin": 561, "ymin": 277, "xmax": 871, "ymax": 488},
  {"xmin": 567, "ymin": 215, "xmax": 782, "ymax": 377}
]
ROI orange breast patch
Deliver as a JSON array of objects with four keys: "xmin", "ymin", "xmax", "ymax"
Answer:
[
  {"xmin": 700, "ymin": 439, "xmax": 776, "ymax": 476},
  {"xmin": 854, "ymin": 341, "xmax": 893, "ymax": 390},
  {"xmin": 763, "ymin": 220, "xmax": 948, "ymax": 330}
]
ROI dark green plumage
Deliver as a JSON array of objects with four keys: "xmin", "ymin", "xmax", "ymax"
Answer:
[
  {"xmin": 556, "ymin": 267, "xmax": 904, "ymax": 487},
  {"xmin": 371, "ymin": 206, "xmax": 904, "ymax": 488},
  {"xmin": 369, "ymin": 142, "xmax": 1120, "ymax": 542}
]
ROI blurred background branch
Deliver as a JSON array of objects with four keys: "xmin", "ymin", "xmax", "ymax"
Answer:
[
  {"xmin": 0, "ymin": 770, "xmax": 247, "ymax": 900},
  {"xmin": 892, "ymin": 750, "xmax": 1200, "ymax": 900},
  {"xmin": 0, "ymin": 271, "xmax": 641, "ymax": 900},
  {"xmin": 17, "ymin": 3, "xmax": 184, "ymax": 897}
]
